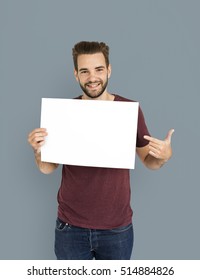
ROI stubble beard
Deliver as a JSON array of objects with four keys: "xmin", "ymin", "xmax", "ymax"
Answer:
[{"xmin": 79, "ymin": 77, "xmax": 109, "ymax": 99}]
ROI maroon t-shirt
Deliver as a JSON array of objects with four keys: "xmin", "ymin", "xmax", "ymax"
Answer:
[{"xmin": 57, "ymin": 94, "xmax": 150, "ymax": 229}]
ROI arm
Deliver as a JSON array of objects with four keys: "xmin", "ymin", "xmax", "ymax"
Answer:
[
  {"xmin": 136, "ymin": 129, "xmax": 174, "ymax": 170},
  {"xmin": 28, "ymin": 128, "xmax": 59, "ymax": 174}
]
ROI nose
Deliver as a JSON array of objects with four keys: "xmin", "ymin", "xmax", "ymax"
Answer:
[{"xmin": 87, "ymin": 71, "xmax": 97, "ymax": 82}]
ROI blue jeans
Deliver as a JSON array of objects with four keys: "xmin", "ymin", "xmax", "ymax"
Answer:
[{"xmin": 54, "ymin": 218, "xmax": 134, "ymax": 260}]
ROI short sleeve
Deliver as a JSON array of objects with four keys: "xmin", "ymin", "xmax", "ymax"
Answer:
[{"xmin": 136, "ymin": 106, "xmax": 151, "ymax": 147}]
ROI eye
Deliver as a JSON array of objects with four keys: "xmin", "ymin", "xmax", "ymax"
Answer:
[{"xmin": 80, "ymin": 70, "xmax": 88, "ymax": 74}]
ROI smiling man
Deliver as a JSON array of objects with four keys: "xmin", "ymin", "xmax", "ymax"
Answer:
[
  {"xmin": 74, "ymin": 52, "xmax": 111, "ymax": 100},
  {"xmin": 28, "ymin": 41, "xmax": 174, "ymax": 260},
  {"xmin": 73, "ymin": 43, "xmax": 113, "ymax": 101}
]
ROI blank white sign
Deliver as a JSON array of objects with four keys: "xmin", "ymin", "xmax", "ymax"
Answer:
[{"xmin": 40, "ymin": 98, "xmax": 139, "ymax": 169}]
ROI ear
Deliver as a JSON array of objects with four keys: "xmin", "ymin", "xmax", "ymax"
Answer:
[
  {"xmin": 74, "ymin": 69, "xmax": 79, "ymax": 82},
  {"xmin": 108, "ymin": 64, "xmax": 112, "ymax": 78}
]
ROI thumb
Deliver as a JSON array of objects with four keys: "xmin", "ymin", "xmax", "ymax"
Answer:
[{"xmin": 165, "ymin": 128, "xmax": 175, "ymax": 143}]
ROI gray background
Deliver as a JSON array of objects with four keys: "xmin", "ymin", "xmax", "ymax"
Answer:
[{"xmin": 0, "ymin": 0, "xmax": 199, "ymax": 259}]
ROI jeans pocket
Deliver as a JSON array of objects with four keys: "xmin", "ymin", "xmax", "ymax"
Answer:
[{"xmin": 55, "ymin": 218, "xmax": 70, "ymax": 232}]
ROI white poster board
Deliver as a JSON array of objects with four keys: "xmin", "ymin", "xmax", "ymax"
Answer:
[{"xmin": 40, "ymin": 98, "xmax": 139, "ymax": 169}]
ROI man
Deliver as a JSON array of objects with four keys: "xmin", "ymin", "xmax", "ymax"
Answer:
[{"xmin": 28, "ymin": 41, "xmax": 174, "ymax": 260}]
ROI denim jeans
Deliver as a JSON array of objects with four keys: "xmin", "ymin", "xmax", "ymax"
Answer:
[{"xmin": 54, "ymin": 218, "xmax": 134, "ymax": 260}]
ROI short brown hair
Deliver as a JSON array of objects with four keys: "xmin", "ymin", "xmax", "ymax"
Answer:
[{"xmin": 72, "ymin": 41, "xmax": 110, "ymax": 71}]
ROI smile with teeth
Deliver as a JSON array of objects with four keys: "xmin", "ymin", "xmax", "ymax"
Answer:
[{"xmin": 86, "ymin": 82, "xmax": 101, "ymax": 89}]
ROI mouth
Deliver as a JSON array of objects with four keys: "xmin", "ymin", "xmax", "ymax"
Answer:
[{"xmin": 86, "ymin": 82, "xmax": 101, "ymax": 90}]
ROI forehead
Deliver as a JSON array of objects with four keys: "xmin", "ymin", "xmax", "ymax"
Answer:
[{"xmin": 77, "ymin": 53, "xmax": 106, "ymax": 69}]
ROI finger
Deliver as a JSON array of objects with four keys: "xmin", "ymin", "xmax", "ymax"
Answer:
[
  {"xmin": 32, "ymin": 140, "xmax": 45, "ymax": 153},
  {"xmin": 28, "ymin": 134, "xmax": 43, "ymax": 143},
  {"xmin": 28, "ymin": 128, "xmax": 47, "ymax": 139},
  {"xmin": 149, "ymin": 143, "xmax": 161, "ymax": 151},
  {"xmin": 33, "ymin": 136, "xmax": 46, "ymax": 143},
  {"xmin": 37, "ymin": 140, "xmax": 45, "ymax": 146},
  {"xmin": 165, "ymin": 129, "xmax": 175, "ymax": 143},
  {"xmin": 28, "ymin": 134, "xmax": 47, "ymax": 151},
  {"xmin": 149, "ymin": 150, "xmax": 159, "ymax": 158},
  {"xmin": 30, "ymin": 128, "xmax": 47, "ymax": 135},
  {"xmin": 28, "ymin": 131, "xmax": 48, "ymax": 143},
  {"xmin": 149, "ymin": 145, "xmax": 159, "ymax": 155},
  {"xmin": 143, "ymin": 135, "xmax": 162, "ymax": 145}
]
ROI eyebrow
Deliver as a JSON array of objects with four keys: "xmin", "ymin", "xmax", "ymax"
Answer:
[
  {"xmin": 79, "ymin": 68, "xmax": 88, "ymax": 72},
  {"xmin": 95, "ymin": 66, "xmax": 105, "ymax": 70},
  {"xmin": 79, "ymin": 66, "xmax": 105, "ymax": 72}
]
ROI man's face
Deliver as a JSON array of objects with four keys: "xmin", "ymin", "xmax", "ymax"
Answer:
[{"xmin": 74, "ymin": 53, "xmax": 111, "ymax": 99}]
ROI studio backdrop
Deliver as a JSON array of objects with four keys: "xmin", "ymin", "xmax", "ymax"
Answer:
[{"xmin": 0, "ymin": 0, "xmax": 199, "ymax": 259}]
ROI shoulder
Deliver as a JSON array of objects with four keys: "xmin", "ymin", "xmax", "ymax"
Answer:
[
  {"xmin": 74, "ymin": 95, "xmax": 82, "ymax": 99},
  {"xmin": 114, "ymin": 94, "xmax": 137, "ymax": 103}
]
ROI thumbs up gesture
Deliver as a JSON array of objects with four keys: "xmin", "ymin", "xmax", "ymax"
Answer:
[{"xmin": 144, "ymin": 129, "xmax": 175, "ymax": 162}]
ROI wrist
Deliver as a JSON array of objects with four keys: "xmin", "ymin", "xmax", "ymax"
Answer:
[{"xmin": 34, "ymin": 149, "xmax": 41, "ymax": 159}]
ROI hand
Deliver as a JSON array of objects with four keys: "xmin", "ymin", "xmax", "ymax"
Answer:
[
  {"xmin": 144, "ymin": 129, "xmax": 174, "ymax": 162},
  {"xmin": 28, "ymin": 128, "xmax": 48, "ymax": 154}
]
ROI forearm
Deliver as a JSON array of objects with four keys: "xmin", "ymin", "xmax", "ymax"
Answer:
[{"xmin": 34, "ymin": 151, "xmax": 59, "ymax": 174}]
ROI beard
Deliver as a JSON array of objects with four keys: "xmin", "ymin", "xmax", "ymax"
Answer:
[{"xmin": 79, "ymin": 76, "xmax": 109, "ymax": 99}]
